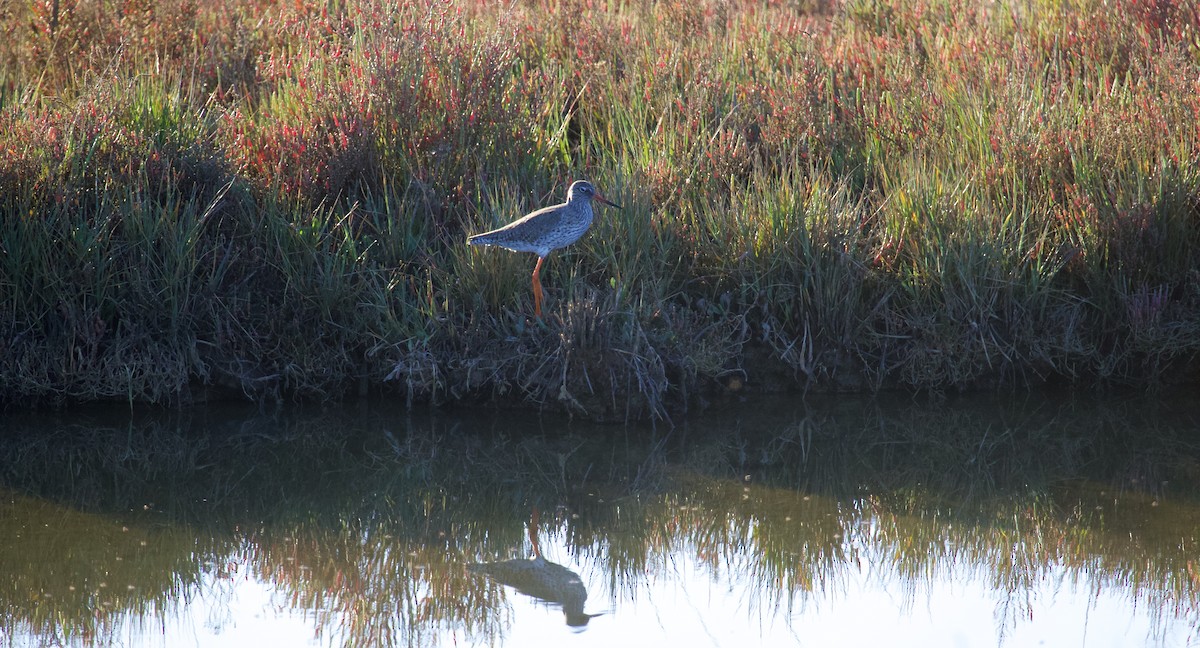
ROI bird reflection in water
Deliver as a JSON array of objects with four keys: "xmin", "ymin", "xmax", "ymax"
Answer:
[{"xmin": 468, "ymin": 507, "xmax": 603, "ymax": 628}]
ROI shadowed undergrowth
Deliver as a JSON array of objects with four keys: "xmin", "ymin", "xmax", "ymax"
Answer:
[{"xmin": 2, "ymin": 0, "xmax": 1199, "ymax": 418}]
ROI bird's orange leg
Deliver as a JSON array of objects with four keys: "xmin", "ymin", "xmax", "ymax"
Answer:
[
  {"xmin": 529, "ymin": 506, "xmax": 542, "ymax": 558},
  {"xmin": 531, "ymin": 256, "xmax": 545, "ymax": 317}
]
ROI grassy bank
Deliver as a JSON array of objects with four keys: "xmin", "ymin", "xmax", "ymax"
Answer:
[{"xmin": 2, "ymin": 0, "xmax": 1199, "ymax": 418}]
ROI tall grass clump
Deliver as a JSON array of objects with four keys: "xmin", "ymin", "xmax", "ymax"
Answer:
[{"xmin": 2, "ymin": 0, "xmax": 1199, "ymax": 416}]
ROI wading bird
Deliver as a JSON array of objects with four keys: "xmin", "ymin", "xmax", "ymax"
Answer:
[{"xmin": 467, "ymin": 180, "xmax": 622, "ymax": 317}]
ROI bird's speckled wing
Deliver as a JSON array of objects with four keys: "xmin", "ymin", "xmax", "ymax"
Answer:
[{"xmin": 467, "ymin": 202, "xmax": 568, "ymax": 253}]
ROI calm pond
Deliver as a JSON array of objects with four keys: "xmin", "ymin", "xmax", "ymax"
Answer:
[{"xmin": 2, "ymin": 392, "xmax": 1199, "ymax": 647}]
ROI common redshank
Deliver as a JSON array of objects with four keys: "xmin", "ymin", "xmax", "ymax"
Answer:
[{"xmin": 467, "ymin": 180, "xmax": 622, "ymax": 317}]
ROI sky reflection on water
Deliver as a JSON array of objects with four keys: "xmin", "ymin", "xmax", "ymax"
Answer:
[
  {"xmin": 39, "ymin": 514, "xmax": 1192, "ymax": 648},
  {"xmin": 1, "ymin": 392, "xmax": 1199, "ymax": 647}
]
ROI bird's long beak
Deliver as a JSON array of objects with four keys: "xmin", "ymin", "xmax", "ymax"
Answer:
[{"xmin": 595, "ymin": 193, "xmax": 622, "ymax": 209}]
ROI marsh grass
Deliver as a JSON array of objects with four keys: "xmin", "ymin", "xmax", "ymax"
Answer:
[{"xmin": 2, "ymin": 0, "xmax": 1199, "ymax": 415}]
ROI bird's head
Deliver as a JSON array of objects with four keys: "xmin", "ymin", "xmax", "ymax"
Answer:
[{"xmin": 568, "ymin": 180, "xmax": 622, "ymax": 209}]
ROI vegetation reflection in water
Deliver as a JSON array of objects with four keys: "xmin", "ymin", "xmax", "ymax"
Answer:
[{"xmin": 1, "ymin": 393, "xmax": 1199, "ymax": 646}]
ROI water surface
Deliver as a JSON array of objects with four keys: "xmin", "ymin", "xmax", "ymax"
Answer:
[{"xmin": 2, "ymin": 393, "xmax": 1199, "ymax": 647}]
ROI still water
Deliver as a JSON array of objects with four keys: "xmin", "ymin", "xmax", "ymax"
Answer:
[{"xmin": 1, "ymin": 392, "xmax": 1199, "ymax": 647}]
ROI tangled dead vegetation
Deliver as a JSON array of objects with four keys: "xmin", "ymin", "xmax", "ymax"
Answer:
[{"xmin": 381, "ymin": 288, "xmax": 750, "ymax": 423}]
